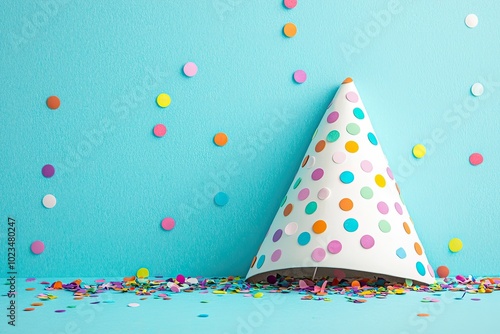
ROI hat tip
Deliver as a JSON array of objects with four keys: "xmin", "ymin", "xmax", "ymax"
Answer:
[{"xmin": 342, "ymin": 77, "xmax": 353, "ymax": 84}]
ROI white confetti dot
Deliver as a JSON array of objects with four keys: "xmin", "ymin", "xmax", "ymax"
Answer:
[
  {"xmin": 127, "ymin": 303, "xmax": 140, "ymax": 307},
  {"xmin": 465, "ymin": 14, "xmax": 478, "ymax": 28},
  {"xmin": 42, "ymin": 194, "xmax": 56, "ymax": 209},
  {"xmin": 471, "ymin": 83, "xmax": 484, "ymax": 97}
]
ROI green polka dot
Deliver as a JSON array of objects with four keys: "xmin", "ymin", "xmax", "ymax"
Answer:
[
  {"xmin": 346, "ymin": 123, "xmax": 360, "ymax": 135},
  {"xmin": 326, "ymin": 130, "xmax": 340, "ymax": 142},
  {"xmin": 305, "ymin": 201, "xmax": 317, "ymax": 214},
  {"xmin": 280, "ymin": 196, "xmax": 287, "ymax": 207},
  {"xmin": 312, "ymin": 128, "xmax": 318, "ymax": 139},
  {"xmin": 360, "ymin": 186, "xmax": 373, "ymax": 199},
  {"xmin": 378, "ymin": 220, "xmax": 391, "ymax": 233},
  {"xmin": 353, "ymin": 108, "xmax": 365, "ymax": 120},
  {"xmin": 293, "ymin": 177, "xmax": 302, "ymax": 189}
]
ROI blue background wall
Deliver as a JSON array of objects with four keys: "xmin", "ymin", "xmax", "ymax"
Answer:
[{"xmin": 1, "ymin": 0, "xmax": 499, "ymax": 278}]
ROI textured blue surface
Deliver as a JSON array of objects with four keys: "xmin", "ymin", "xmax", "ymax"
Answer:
[{"xmin": 1, "ymin": 0, "xmax": 500, "ymax": 280}]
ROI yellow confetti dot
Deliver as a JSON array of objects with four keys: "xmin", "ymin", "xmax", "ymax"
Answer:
[
  {"xmin": 448, "ymin": 238, "xmax": 463, "ymax": 253},
  {"xmin": 156, "ymin": 93, "xmax": 171, "ymax": 108},
  {"xmin": 136, "ymin": 267, "xmax": 149, "ymax": 278},
  {"xmin": 253, "ymin": 292, "xmax": 264, "ymax": 298},
  {"xmin": 412, "ymin": 144, "xmax": 426, "ymax": 159},
  {"xmin": 283, "ymin": 23, "xmax": 297, "ymax": 38}
]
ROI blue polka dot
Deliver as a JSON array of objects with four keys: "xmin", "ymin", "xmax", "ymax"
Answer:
[
  {"xmin": 257, "ymin": 255, "xmax": 265, "ymax": 269},
  {"xmin": 396, "ymin": 247, "xmax": 406, "ymax": 259},
  {"xmin": 297, "ymin": 232, "xmax": 311, "ymax": 246},
  {"xmin": 343, "ymin": 218, "xmax": 358, "ymax": 232},
  {"xmin": 353, "ymin": 108, "xmax": 365, "ymax": 120},
  {"xmin": 339, "ymin": 171, "xmax": 354, "ymax": 184},
  {"xmin": 368, "ymin": 132, "xmax": 378, "ymax": 145},
  {"xmin": 416, "ymin": 261, "xmax": 426, "ymax": 276},
  {"xmin": 214, "ymin": 192, "xmax": 229, "ymax": 206}
]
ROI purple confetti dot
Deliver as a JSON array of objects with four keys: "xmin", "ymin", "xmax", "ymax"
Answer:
[{"xmin": 42, "ymin": 164, "xmax": 55, "ymax": 178}]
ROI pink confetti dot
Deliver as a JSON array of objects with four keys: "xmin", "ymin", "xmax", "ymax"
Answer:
[
  {"xmin": 42, "ymin": 164, "xmax": 55, "ymax": 178},
  {"xmin": 284, "ymin": 0, "xmax": 297, "ymax": 9},
  {"xmin": 161, "ymin": 217, "xmax": 175, "ymax": 231},
  {"xmin": 327, "ymin": 111, "xmax": 339, "ymax": 123},
  {"xmin": 31, "ymin": 240, "xmax": 45, "ymax": 254},
  {"xmin": 469, "ymin": 153, "xmax": 483, "ymax": 166},
  {"xmin": 183, "ymin": 62, "xmax": 198, "ymax": 77},
  {"xmin": 327, "ymin": 240, "xmax": 342, "ymax": 254},
  {"xmin": 311, "ymin": 168, "xmax": 324, "ymax": 181},
  {"xmin": 377, "ymin": 202, "xmax": 389, "ymax": 214},
  {"xmin": 293, "ymin": 70, "xmax": 307, "ymax": 84},
  {"xmin": 345, "ymin": 91, "xmax": 359, "ymax": 103},
  {"xmin": 297, "ymin": 188, "xmax": 310, "ymax": 201},
  {"xmin": 360, "ymin": 160, "xmax": 373, "ymax": 172},
  {"xmin": 153, "ymin": 124, "xmax": 167, "ymax": 137},
  {"xmin": 360, "ymin": 235, "xmax": 375, "ymax": 249}
]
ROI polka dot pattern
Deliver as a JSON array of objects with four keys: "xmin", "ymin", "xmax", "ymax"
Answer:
[
  {"xmin": 317, "ymin": 187, "xmax": 331, "ymax": 200},
  {"xmin": 343, "ymin": 218, "xmax": 358, "ymax": 232},
  {"xmin": 297, "ymin": 232, "xmax": 311, "ymax": 246},
  {"xmin": 327, "ymin": 240, "xmax": 342, "ymax": 254},
  {"xmin": 311, "ymin": 248, "xmax": 326, "ymax": 262},
  {"xmin": 271, "ymin": 249, "xmax": 282, "ymax": 262}
]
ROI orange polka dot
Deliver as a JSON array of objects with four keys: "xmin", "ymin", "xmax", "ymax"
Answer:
[
  {"xmin": 250, "ymin": 256, "xmax": 257, "ymax": 268},
  {"xmin": 302, "ymin": 155, "xmax": 310, "ymax": 167},
  {"xmin": 414, "ymin": 242, "xmax": 423, "ymax": 255},
  {"xmin": 436, "ymin": 265, "xmax": 449, "ymax": 278},
  {"xmin": 345, "ymin": 141, "xmax": 359, "ymax": 153},
  {"xmin": 312, "ymin": 220, "xmax": 327, "ymax": 234},
  {"xmin": 403, "ymin": 222, "xmax": 411, "ymax": 234},
  {"xmin": 342, "ymin": 77, "xmax": 353, "ymax": 84},
  {"xmin": 46, "ymin": 96, "xmax": 60, "ymax": 110},
  {"xmin": 339, "ymin": 198, "xmax": 353, "ymax": 211},
  {"xmin": 395, "ymin": 183, "xmax": 401, "ymax": 194},
  {"xmin": 283, "ymin": 22, "xmax": 297, "ymax": 37},
  {"xmin": 283, "ymin": 203, "xmax": 293, "ymax": 217},
  {"xmin": 315, "ymin": 140, "xmax": 326, "ymax": 152},
  {"xmin": 375, "ymin": 174, "xmax": 386, "ymax": 187},
  {"xmin": 214, "ymin": 132, "xmax": 228, "ymax": 146}
]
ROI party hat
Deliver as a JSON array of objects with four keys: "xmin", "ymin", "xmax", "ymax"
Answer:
[{"xmin": 246, "ymin": 78, "xmax": 435, "ymax": 285}]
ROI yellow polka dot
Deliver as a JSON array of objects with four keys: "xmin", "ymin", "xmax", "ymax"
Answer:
[
  {"xmin": 156, "ymin": 93, "xmax": 171, "ymax": 108},
  {"xmin": 283, "ymin": 23, "xmax": 297, "ymax": 38},
  {"xmin": 136, "ymin": 268, "xmax": 149, "ymax": 278},
  {"xmin": 345, "ymin": 141, "xmax": 359, "ymax": 153},
  {"xmin": 448, "ymin": 238, "xmax": 463, "ymax": 253},
  {"xmin": 375, "ymin": 174, "xmax": 386, "ymax": 187},
  {"xmin": 412, "ymin": 144, "xmax": 426, "ymax": 159}
]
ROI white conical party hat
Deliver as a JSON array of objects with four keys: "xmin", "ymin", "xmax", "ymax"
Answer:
[{"xmin": 246, "ymin": 78, "xmax": 435, "ymax": 285}]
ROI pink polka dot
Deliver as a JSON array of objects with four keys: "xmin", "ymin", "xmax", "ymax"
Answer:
[
  {"xmin": 271, "ymin": 249, "xmax": 282, "ymax": 262},
  {"xmin": 161, "ymin": 217, "xmax": 175, "ymax": 231},
  {"xmin": 395, "ymin": 202, "xmax": 403, "ymax": 215},
  {"xmin": 317, "ymin": 187, "xmax": 331, "ymax": 200},
  {"xmin": 297, "ymin": 188, "xmax": 310, "ymax": 201},
  {"xmin": 284, "ymin": 0, "xmax": 297, "ymax": 9},
  {"xmin": 327, "ymin": 111, "xmax": 339, "ymax": 123},
  {"xmin": 31, "ymin": 240, "xmax": 45, "ymax": 254},
  {"xmin": 183, "ymin": 62, "xmax": 198, "ymax": 77},
  {"xmin": 469, "ymin": 153, "xmax": 483, "ymax": 166},
  {"xmin": 293, "ymin": 70, "xmax": 307, "ymax": 84},
  {"xmin": 332, "ymin": 152, "xmax": 346, "ymax": 164},
  {"xmin": 345, "ymin": 91, "xmax": 359, "ymax": 103},
  {"xmin": 360, "ymin": 160, "xmax": 373, "ymax": 172},
  {"xmin": 377, "ymin": 201, "xmax": 389, "ymax": 214},
  {"xmin": 327, "ymin": 240, "xmax": 342, "ymax": 254},
  {"xmin": 311, "ymin": 248, "xmax": 326, "ymax": 262},
  {"xmin": 153, "ymin": 124, "xmax": 167, "ymax": 137},
  {"xmin": 311, "ymin": 168, "xmax": 324, "ymax": 181},
  {"xmin": 386, "ymin": 167, "xmax": 394, "ymax": 180},
  {"xmin": 427, "ymin": 264, "xmax": 435, "ymax": 277},
  {"xmin": 360, "ymin": 235, "xmax": 375, "ymax": 249}
]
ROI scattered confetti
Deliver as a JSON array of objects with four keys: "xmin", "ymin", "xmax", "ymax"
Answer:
[
  {"xmin": 42, "ymin": 194, "xmax": 57, "ymax": 208},
  {"xmin": 253, "ymin": 292, "xmax": 264, "ymax": 298},
  {"xmin": 127, "ymin": 303, "xmax": 140, "ymax": 307},
  {"xmin": 213, "ymin": 132, "xmax": 228, "ymax": 146},
  {"xmin": 24, "ymin": 308, "xmax": 35, "ymax": 312},
  {"xmin": 55, "ymin": 310, "xmax": 66, "ymax": 313},
  {"xmin": 449, "ymin": 238, "xmax": 463, "ymax": 253},
  {"xmin": 198, "ymin": 314, "xmax": 209, "ymax": 318},
  {"xmin": 471, "ymin": 83, "xmax": 484, "ymax": 96},
  {"xmin": 412, "ymin": 144, "xmax": 426, "ymax": 159},
  {"xmin": 417, "ymin": 313, "xmax": 430, "ymax": 317},
  {"xmin": 153, "ymin": 124, "xmax": 167, "ymax": 137},
  {"xmin": 161, "ymin": 217, "xmax": 175, "ymax": 231},
  {"xmin": 156, "ymin": 93, "xmax": 171, "ymax": 108},
  {"xmin": 469, "ymin": 153, "xmax": 483, "ymax": 166},
  {"xmin": 465, "ymin": 14, "xmax": 478, "ymax": 28},
  {"xmin": 471, "ymin": 298, "xmax": 481, "ymax": 301},
  {"xmin": 46, "ymin": 96, "xmax": 60, "ymax": 110},
  {"xmin": 283, "ymin": 0, "xmax": 297, "ymax": 9},
  {"xmin": 214, "ymin": 192, "xmax": 229, "ymax": 206},
  {"xmin": 42, "ymin": 164, "xmax": 55, "ymax": 178},
  {"xmin": 183, "ymin": 62, "xmax": 198, "ymax": 77},
  {"xmin": 293, "ymin": 70, "xmax": 307, "ymax": 84},
  {"xmin": 30, "ymin": 240, "xmax": 45, "ymax": 255},
  {"xmin": 283, "ymin": 23, "xmax": 297, "ymax": 38}
]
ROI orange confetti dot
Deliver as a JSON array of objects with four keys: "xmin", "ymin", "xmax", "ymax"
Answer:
[
  {"xmin": 403, "ymin": 222, "xmax": 411, "ymax": 234},
  {"xmin": 312, "ymin": 220, "xmax": 327, "ymax": 234},
  {"xmin": 24, "ymin": 308, "xmax": 35, "ymax": 311},
  {"xmin": 339, "ymin": 198, "xmax": 353, "ymax": 211},
  {"xmin": 437, "ymin": 265, "xmax": 450, "ymax": 278},
  {"xmin": 315, "ymin": 140, "xmax": 326, "ymax": 152},
  {"xmin": 46, "ymin": 96, "xmax": 60, "ymax": 110},
  {"xmin": 283, "ymin": 203, "xmax": 293, "ymax": 216},
  {"xmin": 31, "ymin": 302, "xmax": 43, "ymax": 306},
  {"xmin": 214, "ymin": 132, "xmax": 228, "ymax": 146},
  {"xmin": 417, "ymin": 313, "xmax": 430, "ymax": 317},
  {"xmin": 52, "ymin": 281, "xmax": 63, "ymax": 289},
  {"xmin": 351, "ymin": 280, "xmax": 360, "ymax": 287},
  {"xmin": 25, "ymin": 287, "xmax": 35, "ymax": 291},
  {"xmin": 345, "ymin": 141, "xmax": 359, "ymax": 153},
  {"xmin": 302, "ymin": 155, "xmax": 309, "ymax": 167},
  {"xmin": 250, "ymin": 256, "xmax": 257, "ymax": 268},
  {"xmin": 342, "ymin": 77, "xmax": 353, "ymax": 84},
  {"xmin": 283, "ymin": 22, "xmax": 297, "ymax": 37},
  {"xmin": 414, "ymin": 242, "xmax": 423, "ymax": 255}
]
